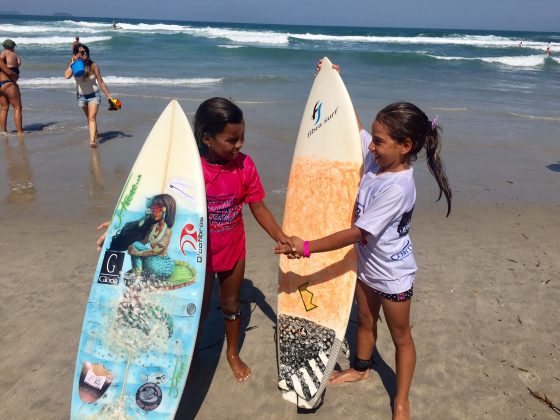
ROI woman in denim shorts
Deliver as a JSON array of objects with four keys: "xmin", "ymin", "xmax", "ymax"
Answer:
[{"xmin": 64, "ymin": 43, "xmax": 114, "ymax": 148}]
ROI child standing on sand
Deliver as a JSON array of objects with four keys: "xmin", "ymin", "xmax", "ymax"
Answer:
[
  {"xmin": 276, "ymin": 65, "xmax": 452, "ymax": 420},
  {"xmin": 1, "ymin": 39, "xmax": 21, "ymax": 76},
  {"xmin": 194, "ymin": 97, "xmax": 293, "ymax": 381}
]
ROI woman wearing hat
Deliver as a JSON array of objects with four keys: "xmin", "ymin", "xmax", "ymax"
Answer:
[
  {"xmin": 64, "ymin": 43, "xmax": 114, "ymax": 148},
  {"xmin": 0, "ymin": 40, "xmax": 22, "ymax": 135},
  {"xmin": 1, "ymin": 39, "xmax": 21, "ymax": 75}
]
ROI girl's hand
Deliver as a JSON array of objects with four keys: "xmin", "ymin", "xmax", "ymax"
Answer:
[
  {"xmin": 274, "ymin": 235, "xmax": 304, "ymax": 258},
  {"xmin": 314, "ymin": 59, "xmax": 340, "ymax": 78},
  {"xmin": 96, "ymin": 221, "xmax": 110, "ymax": 251},
  {"xmin": 276, "ymin": 232, "xmax": 300, "ymax": 259}
]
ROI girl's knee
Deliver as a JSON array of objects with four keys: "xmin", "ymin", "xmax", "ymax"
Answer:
[
  {"xmin": 391, "ymin": 327, "xmax": 414, "ymax": 348},
  {"xmin": 357, "ymin": 309, "xmax": 375, "ymax": 330},
  {"xmin": 219, "ymin": 297, "xmax": 240, "ymax": 314}
]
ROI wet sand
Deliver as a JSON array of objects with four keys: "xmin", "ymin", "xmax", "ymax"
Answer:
[{"xmin": 1, "ymin": 100, "xmax": 559, "ymax": 419}]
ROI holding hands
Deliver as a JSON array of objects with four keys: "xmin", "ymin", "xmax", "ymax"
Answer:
[{"xmin": 275, "ymin": 235, "xmax": 305, "ymax": 259}]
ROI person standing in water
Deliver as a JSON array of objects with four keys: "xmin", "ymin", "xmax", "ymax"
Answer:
[
  {"xmin": 64, "ymin": 43, "xmax": 114, "ymax": 148},
  {"xmin": 0, "ymin": 57, "xmax": 22, "ymax": 135}
]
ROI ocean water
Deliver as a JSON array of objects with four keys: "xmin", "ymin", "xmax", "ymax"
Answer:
[
  {"xmin": 2, "ymin": 14, "xmax": 560, "ymax": 148},
  {"xmin": 1, "ymin": 14, "xmax": 560, "ymax": 214}
]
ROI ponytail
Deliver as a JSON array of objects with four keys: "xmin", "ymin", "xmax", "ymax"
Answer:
[
  {"xmin": 376, "ymin": 102, "xmax": 452, "ymax": 216},
  {"xmin": 425, "ymin": 123, "xmax": 452, "ymax": 216}
]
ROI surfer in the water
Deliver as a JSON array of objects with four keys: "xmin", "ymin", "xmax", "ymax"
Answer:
[
  {"xmin": 276, "ymin": 61, "xmax": 452, "ymax": 420},
  {"xmin": 193, "ymin": 97, "xmax": 295, "ymax": 381}
]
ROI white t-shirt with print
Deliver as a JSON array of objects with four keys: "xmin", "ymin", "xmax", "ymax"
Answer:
[{"xmin": 354, "ymin": 129, "xmax": 417, "ymax": 294}]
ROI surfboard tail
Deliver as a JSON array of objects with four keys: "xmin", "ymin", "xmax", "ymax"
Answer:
[{"xmin": 277, "ymin": 314, "xmax": 343, "ymax": 409}]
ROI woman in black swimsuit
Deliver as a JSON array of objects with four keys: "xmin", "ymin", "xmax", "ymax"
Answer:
[{"xmin": 0, "ymin": 59, "xmax": 22, "ymax": 135}]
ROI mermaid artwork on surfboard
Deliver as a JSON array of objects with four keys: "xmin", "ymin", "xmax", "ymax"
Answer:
[
  {"xmin": 110, "ymin": 193, "xmax": 176, "ymax": 282},
  {"xmin": 109, "ymin": 194, "xmax": 178, "ymax": 340}
]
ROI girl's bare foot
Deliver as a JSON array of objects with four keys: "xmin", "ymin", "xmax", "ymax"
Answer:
[
  {"xmin": 328, "ymin": 368, "xmax": 369, "ymax": 384},
  {"xmin": 393, "ymin": 400, "xmax": 410, "ymax": 420},
  {"xmin": 227, "ymin": 354, "xmax": 251, "ymax": 382}
]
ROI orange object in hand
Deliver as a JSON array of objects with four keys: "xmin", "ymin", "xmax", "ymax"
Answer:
[{"xmin": 108, "ymin": 98, "xmax": 122, "ymax": 110}]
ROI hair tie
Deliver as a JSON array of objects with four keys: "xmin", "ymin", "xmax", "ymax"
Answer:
[{"xmin": 431, "ymin": 115, "xmax": 439, "ymax": 130}]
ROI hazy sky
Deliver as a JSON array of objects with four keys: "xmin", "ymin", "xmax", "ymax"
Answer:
[{"xmin": 1, "ymin": 0, "xmax": 559, "ymax": 32}]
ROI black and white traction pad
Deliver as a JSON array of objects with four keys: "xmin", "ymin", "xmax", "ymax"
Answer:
[{"xmin": 277, "ymin": 314, "xmax": 342, "ymax": 409}]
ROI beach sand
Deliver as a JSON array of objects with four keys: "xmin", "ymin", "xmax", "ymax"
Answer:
[{"xmin": 1, "ymin": 99, "xmax": 559, "ymax": 419}]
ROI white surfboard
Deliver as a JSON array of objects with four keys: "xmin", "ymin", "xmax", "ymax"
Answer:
[
  {"xmin": 277, "ymin": 57, "xmax": 363, "ymax": 409},
  {"xmin": 71, "ymin": 100, "xmax": 207, "ymax": 418}
]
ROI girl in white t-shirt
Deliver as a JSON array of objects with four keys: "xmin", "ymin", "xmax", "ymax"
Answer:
[{"xmin": 276, "ymin": 93, "xmax": 451, "ymax": 419}]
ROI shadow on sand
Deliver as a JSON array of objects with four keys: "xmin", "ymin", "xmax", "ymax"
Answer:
[
  {"xmin": 175, "ymin": 278, "xmax": 276, "ymax": 419},
  {"xmin": 24, "ymin": 122, "xmax": 56, "ymax": 132},
  {"xmin": 98, "ymin": 130, "xmax": 133, "ymax": 144},
  {"xmin": 546, "ymin": 162, "xmax": 560, "ymax": 172}
]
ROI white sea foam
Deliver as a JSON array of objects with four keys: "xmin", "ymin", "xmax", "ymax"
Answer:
[
  {"xmin": 7, "ymin": 36, "xmax": 111, "ymax": 46},
  {"xmin": 479, "ymin": 55, "xmax": 549, "ymax": 67},
  {"xmin": 507, "ymin": 112, "xmax": 560, "ymax": 122},
  {"xmin": 6, "ymin": 19, "xmax": 559, "ymax": 53},
  {"xmin": 427, "ymin": 53, "xmax": 555, "ymax": 68},
  {"xmin": 186, "ymin": 27, "xmax": 289, "ymax": 45},
  {"xmin": 18, "ymin": 76, "xmax": 223, "ymax": 88},
  {"xmin": 62, "ymin": 20, "xmax": 112, "ymax": 28},
  {"xmin": 1, "ymin": 24, "xmax": 96, "ymax": 34},
  {"xmin": 290, "ymin": 33, "xmax": 558, "ymax": 50}
]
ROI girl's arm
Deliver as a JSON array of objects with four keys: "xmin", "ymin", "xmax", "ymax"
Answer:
[
  {"xmin": 93, "ymin": 63, "xmax": 113, "ymax": 100},
  {"xmin": 275, "ymin": 225, "xmax": 364, "ymax": 257},
  {"xmin": 249, "ymin": 200, "xmax": 293, "ymax": 247},
  {"xmin": 308, "ymin": 225, "xmax": 363, "ymax": 254},
  {"xmin": 64, "ymin": 53, "xmax": 81, "ymax": 79}
]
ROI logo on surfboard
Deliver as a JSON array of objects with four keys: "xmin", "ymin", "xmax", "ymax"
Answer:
[
  {"xmin": 307, "ymin": 101, "xmax": 340, "ymax": 139},
  {"xmin": 179, "ymin": 218, "xmax": 205, "ymax": 263},
  {"xmin": 298, "ymin": 282, "xmax": 318, "ymax": 311},
  {"xmin": 179, "ymin": 223, "xmax": 198, "ymax": 255},
  {"xmin": 97, "ymin": 250, "xmax": 125, "ymax": 285},
  {"xmin": 136, "ymin": 382, "xmax": 162, "ymax": 411},
  {"xmin": 312, "ymin": 101, "xmax": 322, "ymax": 126}
]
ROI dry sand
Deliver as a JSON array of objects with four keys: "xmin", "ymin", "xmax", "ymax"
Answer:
[{"xmin": 1, "ymin": 120, "xmax": 559, "ymax": 419}]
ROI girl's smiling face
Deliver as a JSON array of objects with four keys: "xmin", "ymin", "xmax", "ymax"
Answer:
[
  {"xmin": 203, "ymin": 122, "xmax": 245, "ymax": 163},
  {"xmin": 369, "ymin": 120, "xmax": 411, "ymax": 174}
]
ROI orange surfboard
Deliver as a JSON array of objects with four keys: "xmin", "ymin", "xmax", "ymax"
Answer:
[{"xmin": 277, "ymin": 57, "xmax": 363, "ymax": 409}]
